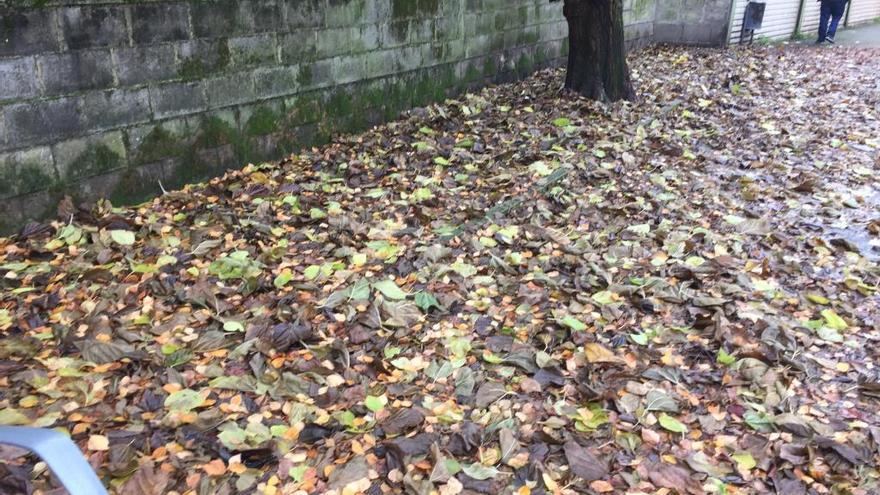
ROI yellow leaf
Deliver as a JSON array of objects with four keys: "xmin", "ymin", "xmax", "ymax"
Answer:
[
  {"xmin": 542, "ymin": 472, "xmax": 558, "ymax": 492},
  {"xmin": 583, "ymin": 343, "xmax": 623, "ymax": 364},
  {"xmin": 88, "ymin": 434, "xmax": 109, "ymax": 451}
]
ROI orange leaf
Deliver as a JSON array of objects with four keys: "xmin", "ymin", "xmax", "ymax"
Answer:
[{"xmin": 203, "ymin": 459, "xmax": 226, "ymax": 477}]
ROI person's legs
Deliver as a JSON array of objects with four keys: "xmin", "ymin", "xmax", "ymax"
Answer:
[
  {"xmin": 818, "ymin": 0, "xmax": 831, "ymax": 42},
  {"xmin": 827, "ymin": 0, "xmax": 847, "ymax": 41}
]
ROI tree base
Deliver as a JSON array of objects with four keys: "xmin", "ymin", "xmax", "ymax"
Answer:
[{"xmin": 562, "ymin": 0, "xmax": 635, "ymax": 103}]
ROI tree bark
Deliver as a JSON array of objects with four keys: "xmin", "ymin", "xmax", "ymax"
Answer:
[{"xmin": 562, "ymin": 0, "xmax": 635, "ymax": 102}]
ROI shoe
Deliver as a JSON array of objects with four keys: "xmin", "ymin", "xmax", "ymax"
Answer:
[
  {"xmin": 826, "ymin": 37, "xmax": 835, "ymax": 44},
  {"xmin": 815, "ymin": 39, "xmax": 825, "ymax": 45}
]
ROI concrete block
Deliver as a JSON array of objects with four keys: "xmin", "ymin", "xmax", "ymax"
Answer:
[
  {"xmin": 281, "ymin": 0, "xmax": 324, "ymax": 28},
  {"xmin": 358, "ymin": 24, "xmax": 381, "ymax": 52},
  {"xmin": 52, "ymin": 131, "xmax": 127, "ymax": 182},
  {"xmin": 0, "ymin": 113, "xmax": 7, "ymax": 150},
  {"xmin": 240, "ymin": 100, "xmax": 284, "ymax": 137},
  {"xmin": 325, "ymin": 0, "xmax": 366, "ymax": 28},
  {"xmin": 681, "ymin": 22, "xmax": 728, "ymax": 46},
  {"xmin": 39, "ymin": 49, "xmax": 115, "ymax": 96},
  {"xmin": 3, "ymin": 97, "xmax": 84, "ymax": 147},
  {"xmin": 0, "ymin": 9, "xmax": 62, "ymax": 57},
  {"xmin": 150, "ymin": 82, "xmax": 207, "ymax": 119},
  {"xmin": 205, "ymin": 73, "xmax": 257, "ymax": 108},
  {"xmin": 316, "ymin": 27, "xmax": 355, "ymax": 58},
  {"xmin": 229, "ymin": 34, "xmax": 278, "ymax": 68},
  {"xmin": 0, "ymin": 147, "xmax": 57, "ymax": 199},
  {"xmin": 83, "ymin": 88, "xmax": 152, "ymax": 131},
  {"xmin": 61, "ymin": 6, "xmax": 128, "ymax": 50},
  {"xmin": 192, "ymin": 1, "xmax": 250, "ymax": 38},
  {"xmin": 0, "ymin": 57, "xmax": 39, "ymax": 102},
  {"xmin": 254, "ymin": 66, "xmax": 301, "ymax": 100},
  {"xmin": 301, "ymin": 58, "xmax": 335, "ymax": 89},
  {"xmin": 654, "ymin": 23, "xmax": 686, "ymax": 42},
  {"xmin": 113, "ymin": 44, "xmax": 178, "ymax": 86},
  {"xmin": 331, "ymin": 55, "xmax": 365, "ymax": 85},
  {"xmin": 362, "ymin": 0, "xmax": 392, "ymax": 24},
  {"xmin": 249, "ymin": 0, "xmax": 283, "ymax": 33},
  {"xmin": 177, "ymin": 39, "xmax": 232, "ymax": 79},
  {"xmin": 126, "ymin": 119, "xmax": 194, "ymax": 166},
  {"xmin": 279, "ymin": 30, "xmax": 318, "ymax": 64},
  {"xmin": 130, "ymin": 3, "xmax": 190, "ymax": 44},
  {"xmin": 0, "ymin": 189, "xmax": 59, "ymax": 233},
  {"xmin": 363, "ymin": 49, "xmax": 396, "ymax": 79}
]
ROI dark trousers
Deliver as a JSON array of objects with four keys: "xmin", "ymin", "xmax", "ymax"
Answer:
[{"xmin": 818, "ymin": 0, "xmax": 848, "ymax": 41}]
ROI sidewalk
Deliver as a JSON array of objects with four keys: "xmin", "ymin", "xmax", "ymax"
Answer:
[{"xmin": 800, "ymin": 21, "xmax": 880, "ymax": 47}]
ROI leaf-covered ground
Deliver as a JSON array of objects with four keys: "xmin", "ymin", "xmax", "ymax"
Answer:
[{"xmin": 1, "ymin": 45, "xmax": 880, "ymax": 495}]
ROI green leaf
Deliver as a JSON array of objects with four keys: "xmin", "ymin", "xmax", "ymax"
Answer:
[
  {"xmin": 806, "ymin": 293, "xmax": 830, "ymax": 305},
  {"xmin": 723, "ymin": 215, "xmax": 746, "ymax": 225},
  {"xmin": 217, "ymin": 425, "xmax": 247, "ymax": 449},
  {"xmin": 717, "ymin": 348, "xmax": 736, "ymax": 366},
  {"xmin": 743, "ymin": 411, "xmax": 774, "ymax": 431},
  {"xmin": 351, "ymin": 252, "xmax": 367, "ymax": 267},
  {"xmin": 289, "ymin": 464, "xmax": 308, "ymax": 483},
  {"xmin": 560, "ymin": 316, "xmax": 587, "ymax": 331},
  {"xmin": 627, "ymin": 223, "xmax": 651, "ymax": 235},
  {"xmin": 304, "ymin": 265, "xmax": 321, "ymax": 280},
  {"xmin": 349, "ymin": 278, "xmax": 371, "ymax": 300},
  {"xmin": 451, "ymin": 262, "xmax": 478, "ymax": 277},
  {"xmin": 731, "ymin": 452, "xmax": 756, "ymax": 471},
  {"xmin": 157, "ymin": 255, "xmax": 178, "ymax": 267},
  {"xmin": 164, "ymin": 389, "xmax": 205, "ymax": 412},
  {"xmin": 364, "ymin": 395, "xmax": 387, "ymax": 413},
  {"xmin": 0, "ymin": 408, "xmax": 30, "ymax": 426},
  {"xmin": 658, "ymin": 413, "xmax": 688, "ymax": 434},
  {"xmin": 630, "ymin": 332, "xmax": 649, "ymax": 346},
  {"xmin": 552, "ymin": 117, "xmax": 571, "ymax": 127},
  {"xmin": 110, "ymin": 230, "xmax": 135, "ymax": 246},
  {"xmin": 373, "ymin": 279, "xmax": 407, "ymax": 300},
  {"xmin": 479, "ymin": 236, "xmax": 498, "ymax": 247},
  {"xmin": 414, "ymin": 291, "xmax": 442, "ymax": 312},
  {"xmin": 529, "ymin": 161, "xmax": 553, "ymax": 177},
  {"xmin": 309, "ymin": 208, "xmax": 326, "ymax": 219},
  {"xmin": 384, "ymin": 346, "xmax": 402, "ymax": 359},
  {"xmin": 685, "ymin": 256, "xmax": 706, "ymax": 267},
  {"xmin": 223, "ymin": 320, "xmax": 245, "ymax": 332},
  {"xmin": 461, "ymin": 463, "xmax": 500, "ymax": 480},
  {"xmin": 816, "ymin": 326, "xmax": 843, "ymax": 343},
  {"xmin": 821, "ymin": 309, "xmax": 847, "ymax": 330},
  {"xmin": 445, "ymin": 459, "xmax": 462, "ymax": 475},
  {"xmin": 591, "ymin": 291, "xmax": 616, "ymax": 306},
  {"xmin": 274, "ymin": 272, "xmax": 293, "ymax": 288},
  {"xmin": 645, "ymin": 390, "xmax": 679, "ymax": 413},
  {"xmin": 482, "ymin": 352, "xmax": 504, "ymax": 364},
  {"xmin": 412, "ymin": 187, "xmax": 434, "ymax": 202}
]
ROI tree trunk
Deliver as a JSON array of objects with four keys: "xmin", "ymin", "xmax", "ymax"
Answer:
[{"xmin": 562, "ymin": 0, "xmax": 635, "ymax": 102}]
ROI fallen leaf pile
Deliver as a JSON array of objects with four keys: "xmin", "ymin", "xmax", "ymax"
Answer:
[{"xmin": 1, "ymin": 45, "xmax": 879, "ymax": 494}]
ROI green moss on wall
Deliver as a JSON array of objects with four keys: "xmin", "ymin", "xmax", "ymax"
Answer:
[
  {"xmin": 65, "ymin": 143, "xmax": 125, "ymax": 181},
  {"xmin": 179, "ymin": 58, "xmax": 208, "ymax": 81},
  {"xmin": 134, "ymin": 126, "xmax": 188, "ymax": 165},
  {"xmin": 245, "ymin": 106, "xmax": 280, "ymax": 136}
]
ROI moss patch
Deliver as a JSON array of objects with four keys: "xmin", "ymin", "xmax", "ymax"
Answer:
[
  {"xmin": 65, "ymin": 143, "xmax": 125, "ymax": 181},
  {"xmin": 134, "ymin": 126, "xmax": 188, "ymax": 166},
  {"xmin": 245, "ymin": 106, "xmax": 281, "ymax": 136}
]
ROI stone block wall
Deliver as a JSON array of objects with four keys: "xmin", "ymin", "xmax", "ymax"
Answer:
[
  {"xmin": 655, "ymin": 0, "xmax": 735, "ymax": 46},
  {"xmin": 0, "ymin": 0, "xmax": 659, "ymax": 232}
]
